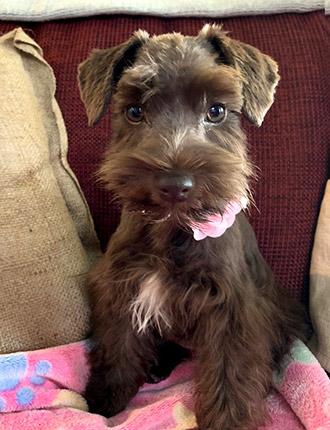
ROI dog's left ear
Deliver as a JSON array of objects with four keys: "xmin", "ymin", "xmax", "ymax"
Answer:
[
  {"xmin": 199, "ymin": 24, "xmax": 280, "ymax": 126},
  {"xmin": 78, "ymin": 30, "xmax": 149, "ymax": 125}
]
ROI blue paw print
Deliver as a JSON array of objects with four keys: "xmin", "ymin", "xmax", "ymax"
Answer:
[
  {"xmin": 16, "ymin": 387, "xmax": 35, "ymax": 406},
  {"xmin": 0, "ymin": 357, "xmax": 52, "ymax": 410},
  {"xmin": 0, "ymin": 354, "xmax": 27, "ymax": 391},
  {"xmin": 30, "ymin": 360, "xmax": 52, "ymax": 386}
]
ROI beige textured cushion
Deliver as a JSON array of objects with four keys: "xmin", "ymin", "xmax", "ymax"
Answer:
[
  {"xmin": 0, "ymin": 28, "xmax": 101, "ymax": 353},
  {"xmin": 309, "ymin": 180, "xmax": 330, "ymax": 372}
]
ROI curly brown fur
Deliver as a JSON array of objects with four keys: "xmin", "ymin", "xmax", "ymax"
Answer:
[{"xmin": 78, "ymin": 24, "xmax": 305, "ymax": 429}]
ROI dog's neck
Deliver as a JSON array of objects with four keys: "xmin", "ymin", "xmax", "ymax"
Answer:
[{"xmin": 122, "ymin": 198, "xmax": 247, "ymax": 253}]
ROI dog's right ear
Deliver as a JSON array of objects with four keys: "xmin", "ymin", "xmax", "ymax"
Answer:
[{"xmin": 78, "ymin": 30, "xmax": 149, "ymax": 126}]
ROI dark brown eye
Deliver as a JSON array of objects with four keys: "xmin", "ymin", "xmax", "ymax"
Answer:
[
  {"xmin": 126, "ymin": 105, "xmax": 144, "ymax": 123},
  {"xmin": 206, "ymin": 104, "xmax": 227, "ymax": 123}
]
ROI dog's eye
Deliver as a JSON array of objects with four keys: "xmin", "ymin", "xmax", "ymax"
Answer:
[
  {"xmin": 126, "ymin": 106, "xmax": 144, "ymax": 123},
  {"xmin": 206, "ymin": 104, "xmax": 227, "ymax": 123}
]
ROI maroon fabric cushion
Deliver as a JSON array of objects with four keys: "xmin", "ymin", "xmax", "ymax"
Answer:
[{"xmin": 1, "ymin": 12, "xmax": 329, "ymax": 306}]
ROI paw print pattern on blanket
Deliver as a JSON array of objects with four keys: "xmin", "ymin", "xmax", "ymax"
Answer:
[
  {"xmin": 0, "ymin": 342, "xmax": 89, "ymax": 414},
  {"xmin": 0, "ymin": 354, "xmax": 52, "ymax": 411},
  {"xmin": 29, "ymin": 360, "xmax": 52, "ymax": 386},
  {"xmin": 0, "ymin": 355, "xmax": 27, "ymax": 392},
  {"xmin": 0, "ymin": 340, "xmax": 330, "ymax": 429}
]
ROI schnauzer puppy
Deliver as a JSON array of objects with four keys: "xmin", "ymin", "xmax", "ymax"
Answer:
[{"xmin": 78, "ymin": 25, "xmax": 303, "ymax": 429}]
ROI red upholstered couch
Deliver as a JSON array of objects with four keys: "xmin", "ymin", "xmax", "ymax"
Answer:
[{"xmin": 0, "ymin": 10, "xmax": 328, "ymax": 309}]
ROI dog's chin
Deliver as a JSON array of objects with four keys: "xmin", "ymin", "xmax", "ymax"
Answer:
[
  {"xmin": 124, "ymin": 199, "xmax": 224, "ymax": 226},
  {"xmin": 124, "ymin": 200, "xmax": 171, "ymax": 223}
]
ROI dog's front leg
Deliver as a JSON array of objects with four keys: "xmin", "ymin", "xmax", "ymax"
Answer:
[
  {"xmin": 193, "ymin": 309, "xmax": 271, "ymax": 430},
  {"xmin": 85, "ymin": 313, "xmax": 156, "ymax": 417}
]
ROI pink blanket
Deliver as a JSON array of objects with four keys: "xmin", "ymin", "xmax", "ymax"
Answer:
[{"xmin": 0, "ymin": 339, "xmax": 329, "ymax": 430}]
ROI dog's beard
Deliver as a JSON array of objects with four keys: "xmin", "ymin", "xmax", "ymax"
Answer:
[
  {"xmin": 123, "ymin": 197, "xmax": 228, "ymax": 226},
  {"xmin": 124, "ymin": 199, "xmax": 172, "ymax": 223}
]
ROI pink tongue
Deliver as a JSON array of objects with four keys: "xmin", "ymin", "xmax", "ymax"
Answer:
[{"xmin": 189, "ymin": 198, "xmax": 247, "ymax": 241}]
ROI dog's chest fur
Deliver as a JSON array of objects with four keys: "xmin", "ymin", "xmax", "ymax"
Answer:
[
  {"xmin": 131, "ymin": 272, "xmax": 170, "ymax": 333},
  {"xmin": 129, "ymin": 222, "xmax": 242, "ymax": 336},
  {"xmin": 130, "ymin": 228, "xmax": 194, "ymax": 335}
]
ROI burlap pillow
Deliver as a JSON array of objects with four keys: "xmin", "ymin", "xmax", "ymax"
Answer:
[
  {"xmin": 0, "ymin": 28, "xmax": 101, "ymax": 354},
  {"xmin": 309, "ymin": 180, "xmax": 330, "ymax": 373}
]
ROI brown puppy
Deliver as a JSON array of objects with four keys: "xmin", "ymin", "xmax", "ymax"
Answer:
[{"xmin": 78, "ymin": 25, "xmax": 304, "ymax": 429}]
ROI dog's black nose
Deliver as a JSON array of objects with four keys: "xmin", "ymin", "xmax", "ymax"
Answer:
[{"xmin": 156, "ymin": 174, "xmax": 194, "ymax": 203}]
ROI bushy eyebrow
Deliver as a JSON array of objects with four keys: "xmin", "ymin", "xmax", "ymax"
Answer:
[
  {"xmin": 116, "ymin": 64, "xmax": 160, "ymax": 104},
  {"xmin": 188, "ymin": 66, "xmax": 244, "ymax": 112}
]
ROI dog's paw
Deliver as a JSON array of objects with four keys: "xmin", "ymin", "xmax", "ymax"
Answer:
[
  {"xmin": 85, "ymin": 380, "xmax": 129, "ymax": 418},
  {"xmin": 86, "ymin": 391, "xmax": 128, "ymax": 418}
]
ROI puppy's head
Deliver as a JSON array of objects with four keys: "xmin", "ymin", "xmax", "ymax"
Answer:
[{"xmin": 78, "ymin": 25, "xmax": 279, "ymax": 225}]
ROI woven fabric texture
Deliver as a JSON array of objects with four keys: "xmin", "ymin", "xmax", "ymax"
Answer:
[
  {"xmin": 309, "ymin": 181, "xmax": 330, "ymax": 372},
  {"xmin": 0, "ymin": 28, "xmax": 101, "ymax": 353},
  {"xmin": 0, "ymin": 12, "xmax": 329, "ymax": 307}
]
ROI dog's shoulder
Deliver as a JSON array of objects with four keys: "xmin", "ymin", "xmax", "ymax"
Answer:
[{"xmin": 236, "ymin": 212, "xmax": 274, "ymax": 287}]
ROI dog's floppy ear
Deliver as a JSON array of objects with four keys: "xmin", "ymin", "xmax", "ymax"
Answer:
[
  {"xmin": 78, "ymin": 30, "xmax": 149, "ymax": 126},
  {"xmin": 199, "ymin": 24, "xmax": 280, "ymax": 126}
]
